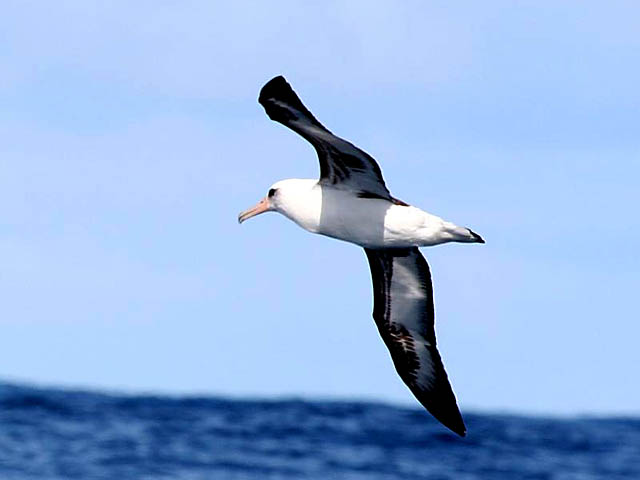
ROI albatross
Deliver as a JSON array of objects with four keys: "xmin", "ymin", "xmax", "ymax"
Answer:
[{"xmin": 239, "ymin": 76, "xmax": 484, "ymax": 437}]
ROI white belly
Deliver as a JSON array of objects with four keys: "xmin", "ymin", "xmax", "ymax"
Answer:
[
  {"xmin": 319, "ymin": 199, "xmax": 450, "ymax": 248},
  {"xmin": 278, "ymin": 184, "xmax": 455, "ymax": 248}
]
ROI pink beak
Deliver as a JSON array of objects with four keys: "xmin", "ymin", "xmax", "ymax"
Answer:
[{"xmin": 238, "ymin": 197, "xmax": 272, "ymax": 224}]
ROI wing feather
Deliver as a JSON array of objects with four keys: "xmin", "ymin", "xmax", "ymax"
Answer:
[
  {"xmin": 259, "ymin": 76, "xmax": 392, "ymax": 198},
  {"xmin": 364, "ymin": 247, "xmax": 466, "ymax": 436}
]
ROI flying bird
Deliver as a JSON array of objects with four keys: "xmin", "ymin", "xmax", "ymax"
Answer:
[{"xmin": 239, "ymin": 76, "xmax": 484, "ymax": 437}]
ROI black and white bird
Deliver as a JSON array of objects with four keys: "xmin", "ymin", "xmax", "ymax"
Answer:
[{"xmin": 239, "ymin": 76, "xmax": 484, "ymax": 437}]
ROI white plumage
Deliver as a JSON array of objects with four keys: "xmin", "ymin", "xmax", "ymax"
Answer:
[{"xmin": 267, "ymin": 178, "xmax": 481, "ymax": 248}]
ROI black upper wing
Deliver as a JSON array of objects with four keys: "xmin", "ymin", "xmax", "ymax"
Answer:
[
  {"xmin": 259, "ymin": 76, "xmax": 391, "ymax": 199},
  {"xmin": 364, "ymin": 247, "xmax": 466, "ymax": 436}
]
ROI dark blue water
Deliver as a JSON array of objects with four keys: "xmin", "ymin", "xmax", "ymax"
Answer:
[{"xmin": 1, "ymin": 383, "xmax": 639, "ymax": 479}]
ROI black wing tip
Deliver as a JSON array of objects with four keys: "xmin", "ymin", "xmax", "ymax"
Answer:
[
  {"xmin": 415, "ymin": 392, "xmax": 467, "ymax": 436},
  {"xmin": 258, "ymin": 75, "xmax": 289, "ymax": 105},
  {"xmin": 414, "ymin": 376, "xmax": 467, "ymax": 437},
  {"xmin": 448, "ymin": 420, "xmax": 467, "ymax": 437},
  {"xmin": 467, "ymin": 228, "xmax": 485, "ymax": 244},
  {"xmin": 428, "ymin": 405, "xmax": 467, "ymax": 437},
  {"xmin": 258, "ymin": 75, "xmax": 326, "ymax": 130},
  {"xmin": 258, "ymin": 75, "xmax": 299, "ymax": 122}
]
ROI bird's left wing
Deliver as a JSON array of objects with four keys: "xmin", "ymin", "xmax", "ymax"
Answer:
[
  {"xmin": 364, "ymin": 247, "xmax": 466, "ymax": 436},
  {"xmin": 258, "ymin": 76, "xmax": 392, "ymax": 199}
]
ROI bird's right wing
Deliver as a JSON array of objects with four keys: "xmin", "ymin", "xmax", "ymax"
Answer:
[
  {"xmin": 364, "ymin": 247, "xmax": 466, "ymax": 436},
  {"xmin": 258, "ymin": 76, "xmax": 392, "ymax": 200}
]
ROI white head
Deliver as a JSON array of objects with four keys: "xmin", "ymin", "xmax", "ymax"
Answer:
[{"xmin": 238, "ymin": 179, "xmax": 314, "ymax": 224}]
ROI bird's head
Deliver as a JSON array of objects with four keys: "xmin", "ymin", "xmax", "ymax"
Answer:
[
  {"xmin": 238, "ymin": 179, "xmax": 318, "ymax": 224},
  {"xmin": 237, "ymin": 181, "xmax": 287, "ymax": 224}
]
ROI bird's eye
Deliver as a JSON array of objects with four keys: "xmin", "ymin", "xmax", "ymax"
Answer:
[{"xmin": 268, "ymin": 188, "xmax": 278, "ymax": 197}]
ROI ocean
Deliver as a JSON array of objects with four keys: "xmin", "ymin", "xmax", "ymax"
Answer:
[{"xmin": 1, "ymin": 383, "xmax": 639, "ymax": 479}]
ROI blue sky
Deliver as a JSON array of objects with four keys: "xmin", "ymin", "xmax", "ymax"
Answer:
[{"xmin": 1, "ymin": 1, "xmax": 639, "ymax": 414}]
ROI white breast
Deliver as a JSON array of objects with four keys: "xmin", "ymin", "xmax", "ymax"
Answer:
[{"xmin": 273, "ymin": 180, "xmax": 453, "ymax": 249}]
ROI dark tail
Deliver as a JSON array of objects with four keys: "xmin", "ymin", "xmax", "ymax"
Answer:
[{"xmin": 467, "ymin": 228, "xmax": 485, "ymax": 244}]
